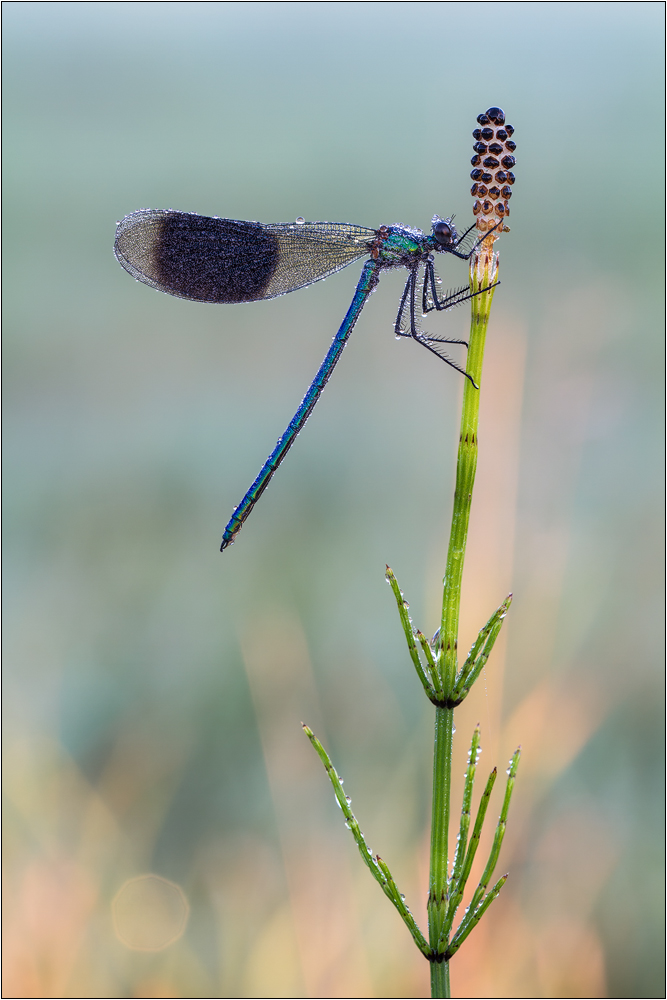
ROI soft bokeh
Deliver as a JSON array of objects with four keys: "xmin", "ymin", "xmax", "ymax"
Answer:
[{"xmin": 3, "ymin": 3, "xmax": 664, "ymax": 997}]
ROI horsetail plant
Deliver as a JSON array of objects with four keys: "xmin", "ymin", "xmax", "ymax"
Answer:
[{"xmin": 304, "ymin": 108, "xmax": 519, "ymax": 999}]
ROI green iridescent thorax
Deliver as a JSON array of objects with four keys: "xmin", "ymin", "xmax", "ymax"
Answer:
[{"xmin": 377, "ymin": 225, "xmax": 433, "ymax": 265}]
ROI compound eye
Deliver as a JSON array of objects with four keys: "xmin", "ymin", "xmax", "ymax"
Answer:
[{"xmin": 433, "ymin": 221, "xmax": 453, "ymax": 245}]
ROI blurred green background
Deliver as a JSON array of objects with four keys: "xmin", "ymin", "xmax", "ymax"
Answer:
[{"xmin": 3, "ymin": 3, "xmax": 664, "ymax": 997}]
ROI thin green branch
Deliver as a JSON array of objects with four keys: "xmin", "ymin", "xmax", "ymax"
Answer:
[
  {"xmin": 437, "ymin": 766, "xmax": 497, "ymax": 951},
  {"xmin": 445, "ymin": 875, "xmax": 508, "ymax": 959},
  {"xmin": 303, "ymin": 723, "xmax": 431, "ymax": 958},
  {"xmin": 444, "ymin": 747, "xmax": 520, "ymax": 961},
  {"xmin": 461, "ymin": 748, "xmax": 521, "ymax": 925},
  {"xmin": 449, "ymin": 725, "xmax": 482, "ymax": 890},
  {"xmin": 453, "ymin": 594, "xmax": 512, "ymax": 701},
  {"xmin": 386, "ymin": 566, "xmax": 438, "ymax": 701},
  {"xmin": 417, "ymin": 630, "xmax": 445, "ymax": 700}
]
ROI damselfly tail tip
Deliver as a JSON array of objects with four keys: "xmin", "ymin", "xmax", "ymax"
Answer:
[
  {"xmin": 470, "ymin": 106, "xmax": 516, "ymax": 238},
  {"xmin": 221, "ymin": 510, "xmax": 244, "ymax": 551}
]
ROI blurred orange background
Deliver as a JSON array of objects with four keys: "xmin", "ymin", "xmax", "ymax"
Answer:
[{"xmin": 3, "ymin": 3, "xmax": 664, "ymax": 997}]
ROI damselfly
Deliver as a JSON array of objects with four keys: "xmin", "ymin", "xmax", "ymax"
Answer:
[{"xmin": 114, "ymin": 211, "xmax": 497, "ymax": 550}]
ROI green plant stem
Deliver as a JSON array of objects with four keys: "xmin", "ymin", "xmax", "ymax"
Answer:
[
  {"xmin": 440, "ymin": 253, "xmax": 498, "ymax": 680},
  {"xmin": 429, "ymin": 248, "xmax": 498, "ymax": 998},
  {"xmin": 428, "ymin": 706, "xmax": 454, "ymax": 951},
  {"xmin": 431, "ymin": 958, "xmax": 450, "ymax": 997}
]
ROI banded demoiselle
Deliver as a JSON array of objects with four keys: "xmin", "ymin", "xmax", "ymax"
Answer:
[{"xmin": 114, "ymin": 211, "xmax": 497, "ymax": 550}]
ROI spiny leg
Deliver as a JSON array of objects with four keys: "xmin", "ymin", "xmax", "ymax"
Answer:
[
  {"xmin": 413, "ymin": 332, "xmax": 478, "ymax": 386},
  {"xmin": 416, "ymin": 271, "xmax": 500, "ymax": 384},
  {"xmin": 418, "ymin": 264, "xmax": 502, "ymax": 386},
  {"xmin": 448, "ymin": 222, "xmax": 478, "ymax": 260},
  {"xmin": 394, "ymin": 266, "xmax": 471, "ymax": 346},
  {"xmin": 445, "ymin": 220, "xmax": 503, "ymax": 261},
  {"xmin": 393, "ymin": 265, "xmax": 477, "ymax": 385},
  {"xmin": 394, "ymin": 270, "xmax": 415, "ymax": 338},
  {"xmin": 455, "ymin": 222, "xmax": 477, "ymax": 247},
  {"xmin": 423, "ymin": 260, "xmax": 499, "ymax": 319},
  {"xmin": 394, "ymin": 265, "xmax": 497, "ymax": 386},
  {"xmin": 405, "ymin": 266, "xmax": 468, "ymax": 344}
]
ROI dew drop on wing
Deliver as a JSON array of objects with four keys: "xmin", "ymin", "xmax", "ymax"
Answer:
[{"xmin": 295, "ymin": 216, "xmax": 305, "ymax": 224}]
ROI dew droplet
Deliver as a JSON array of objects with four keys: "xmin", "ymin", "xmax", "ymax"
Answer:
[{"xmin": 295, "ymin": 216, "xmax": 305, "ymax": 224}]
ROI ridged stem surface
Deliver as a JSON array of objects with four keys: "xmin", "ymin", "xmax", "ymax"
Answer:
[{"xmin": 429, "ymin": 246, "xmax": 498, "ymax": 999}]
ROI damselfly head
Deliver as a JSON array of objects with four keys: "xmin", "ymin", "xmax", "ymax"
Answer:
[{"xmin": 431, "ymin": 216, "xmax": 458, "ymax": 248}]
